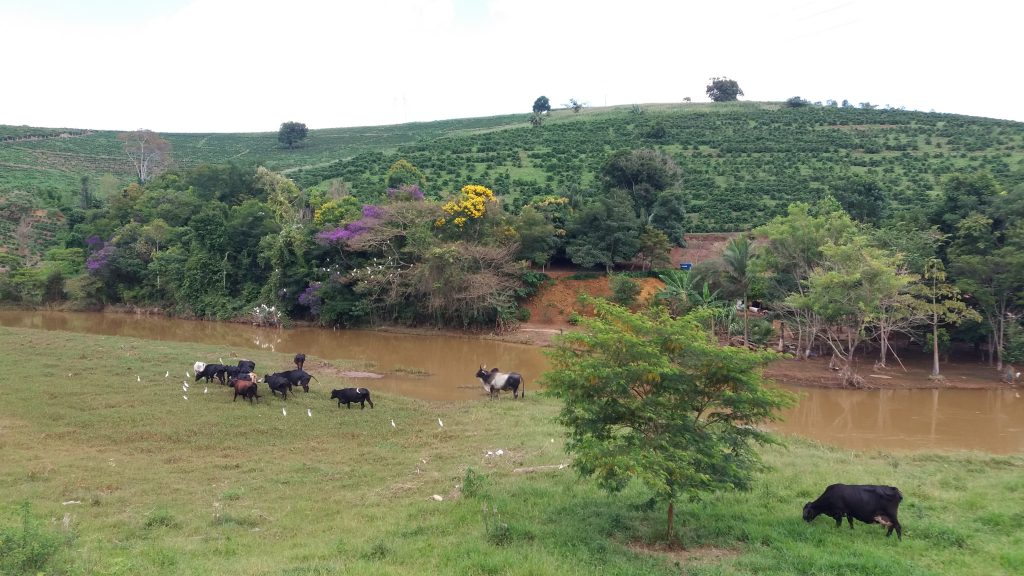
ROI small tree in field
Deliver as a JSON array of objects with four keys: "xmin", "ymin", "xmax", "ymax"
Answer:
[
  {"xmin": 706, "ymin": 77, "xmax": 744, "ymax": 102},
  {"xmin": 532, "ymin": 95, "xmax": 551, "ymax": 114},
  {"xmin": 544, "ymin": 298, "xmax": 794, "ymax": 540},
  {"xmin": 278, "ymin": 121, "xmax": 309, "ymax": 149}
]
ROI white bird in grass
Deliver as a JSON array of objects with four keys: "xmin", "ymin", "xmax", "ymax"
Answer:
[
  {"xmin": 282, "ymin": 407, "xmax": 287, "ymax": 416},
  {"xmin": 219, "ymin": 358, "xmax": 224, "ymax": 364},
  {"xmin": 391, "ymin": 419, "xmax": 396, "ymax": 428},
  {"xmin": 182, "ymin": 385, "xmax": 187, "ymax": 392},
  {"xmin": 204, "ymin": 387, "xmax": 208, "ymax": 394},
  {"xmin": 137, "ymin": 375, "xmax": 141, "ymax": 382},
  {"xmin": 186, "ymin": 371, "xmax": 190, "ymax": 378},
  {"xmin": 307, "ymin": 408, "xmax": 312, "ymax": 417},
  {"xmin": 165, "ymin": 371, "xmax": 169, "ymax": 378},
  {"xmin": 183, "ymin": 395, "xmax": 188, "ymax": 400},
  {"xmin": 438, "ymin": 418, "xmax": 444, "ymax": 428}
]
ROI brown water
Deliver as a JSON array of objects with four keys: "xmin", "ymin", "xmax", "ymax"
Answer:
[{"xmin": 1, "ymin": 310, "xmax": 1022, "ymax": 454}]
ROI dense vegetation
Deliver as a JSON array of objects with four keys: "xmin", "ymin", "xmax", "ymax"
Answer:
[
  {"xmin": 1, "ymin": 327, "xmax": 1021, "ymax": 575},
  {"xmin": 2, "ymin": 103, "xmax": 1024, "ymax": 353}
]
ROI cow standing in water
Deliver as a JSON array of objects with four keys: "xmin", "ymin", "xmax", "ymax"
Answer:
[{"xmin": 475, "ymin": 366, "xmax": 524, "ymax": 399}]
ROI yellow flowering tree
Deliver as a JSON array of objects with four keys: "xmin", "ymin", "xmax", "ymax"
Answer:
[{"xmin": 435, "ymin": 185, "xmax": 499, "ymax": 237}]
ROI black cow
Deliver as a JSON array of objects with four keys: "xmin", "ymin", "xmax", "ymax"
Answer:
[
  {"xmin": 294, "ymin": 353, "xmax": 306, "ymax": 371},
  {"xmin": 195, "ymin": 363, "xmax": 228, "ymax": 385},
  {"xmin": 237, "ymin": 359, "xmax": 256, "ymax": 373},
  {"xmin": 231, "ymin": 379, "xmax": 260, "ymax": 403},
  {"xmin": 803, "ymin": 484, "xmax": 904, "ymax": 540},
  {"xmin": 281, "ymin": 369, "xmax": 318, "ymax": 392},
  {"xmin": 475, "ymin": 365, "xmax": 524, "ymax": 399},
  {"xmin": 264, "ymin": 373, "xmax": 293, "ymax": 399},
  {"xmin": 331, "ymin": 387, "xmax": 374, "ymax": 409}
]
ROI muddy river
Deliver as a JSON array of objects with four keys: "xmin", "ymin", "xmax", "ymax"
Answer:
[{"xmin": 1, "ymin": 311, "xmax": 1021, "ymax": 454}]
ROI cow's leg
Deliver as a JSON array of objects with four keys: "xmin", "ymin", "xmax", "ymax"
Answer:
[
  {"xmin": 360, "ymin": 400, "xmax": 365, "ymax": 409},
  {"xmin": 233, "ymin": 391, "xmax": 238, "ymax": 402},
  {"xmin": 847, "ymin": 514, "xmax": 854, "ymax": 529},
  {"xmin": 367, "ymin": 397, "xmax": 374, "ymax": 409},
  {"xmin": 347, "ymin": 402, "xmax": 352, "ymax": 409},
  {"xmin": 832, "ymin": 514, "xmax": 842, "ymax": 528}
]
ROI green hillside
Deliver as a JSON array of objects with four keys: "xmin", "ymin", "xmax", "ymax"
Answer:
[{"xmin": 4, "ymin": 102, "xmax": 1023, "ymax": 233}]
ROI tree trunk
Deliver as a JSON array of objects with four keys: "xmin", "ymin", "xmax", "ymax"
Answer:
[
  {"xmin": 742, "ymin": 291, "xmax": 749, "ymax": 347},
  {"xmin": 931, "ymin": 311, "xmax": 941, "ymax": 377},
  {"xmin": 878, "ymin": 327, "xmax": 889, "ymax": 368},
  {"xmin": 667, "ymin": 501, "xmax": 674, "ymax": 541}
]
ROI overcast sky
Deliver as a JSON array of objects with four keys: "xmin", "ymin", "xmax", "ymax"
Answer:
[{"xmin": 1, "ymin": 0, "xmax": 1020, "ymax": 133}]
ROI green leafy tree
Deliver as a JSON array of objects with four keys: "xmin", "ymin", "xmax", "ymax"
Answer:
[
  {"xmin": 385, "ymin": 159, "xmax": 427, "ymax": 191},
  {"xmin": 601, "ymin": 149, "xmax": 682, "ymax": 221},
  {"xmin": 532, "ymin": 95, "xmax": 551, "ymax": 114},
  {"xmin": 788, "ymin": 237, "xmax": 905, "ymax": 386},
  {"xmin": 635, "ymin": 225, "xmax": 671, "ymax": 272},
  {"xmin": 514, "ymin": 205, "xmax": 557, "ymax": 268},
  {"xmin": 917, "ymin": 259, "xmax": 980, "ymax": 377},
  {"xmin": 565, "ymin": 190, "xmax": 641, "ymax": 272},
  {"xmin": 544, "ymin": 298, "xmax": 794, "ymax": 539},
  {"xmin": 277, "ymin": 121, "xmax": 309, "ymax": 149},
  {"xmin": 706, "ymin": 77, "xmax": 743, "ymax": 102},
  {"xmin": 755, "ymin": 200, "xmax": 858, "ymax": 356}
]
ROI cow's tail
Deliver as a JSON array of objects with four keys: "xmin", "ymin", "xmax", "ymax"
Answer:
[{"xmin": 311, "ymin": 375, "xmax": 320, "ymax": 382}]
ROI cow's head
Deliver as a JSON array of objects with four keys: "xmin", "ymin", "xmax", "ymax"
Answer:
[
  {"xmin": 802, "ymin": 502, "xmax": 818, "ymax": 522},
  {"xmin": 330, "ymin": 389, "xmax": 343, "ymax": 400},
  {"xmin": 475, "ymin": 365, "xmax": 490, "ymax": 380}
]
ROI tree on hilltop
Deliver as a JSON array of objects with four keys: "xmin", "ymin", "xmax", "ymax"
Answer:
[
  {"xmin": 532, "ymin": 95, "xmax": 551, "ymax": 114},
  {"xmin": 118, "ymin": 129, "xmax": 171, "ymax": 184},
  {"xmin": 706, "ymin": 77, "xmax": 744, "ymax": 102},
  {"xmin": 278, "ymin": 121, "xmax": 309, "ymax": 149}
]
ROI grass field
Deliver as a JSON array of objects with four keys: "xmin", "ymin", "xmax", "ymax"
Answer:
[{"xmin": 1, "ymin": 326, "xmax": 1022, "ymax": 575}]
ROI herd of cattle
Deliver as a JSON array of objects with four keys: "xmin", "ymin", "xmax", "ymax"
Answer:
[
  {"xmin": 193, "ymin": 354, "xmax": 905, "ymax": 539},
  {"xmin": 192, "ymin": 353, "xmax": 375, "ymax": 408},
  {"xmin": 192, "ymin": 355, "xmax": 526, "ymax": 408}
]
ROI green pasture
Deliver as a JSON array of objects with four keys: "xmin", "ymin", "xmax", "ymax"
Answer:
[{"xmin": 1, "ymin": 326, "xmax": 1021, "ymax": 575}]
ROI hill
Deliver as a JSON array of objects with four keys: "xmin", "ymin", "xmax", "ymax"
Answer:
[{"xmin": 4, "ymin": 102, "xmax": 1024, "ymax": 233}]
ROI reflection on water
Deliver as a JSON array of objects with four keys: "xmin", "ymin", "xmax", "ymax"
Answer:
[
  {"xmin": 1, "ymin": 310, "xmax": 1022, "ymax": 453},
  {"xmin": 773, "ymin": 386, "xmax": 1024, "ymax": 454}
]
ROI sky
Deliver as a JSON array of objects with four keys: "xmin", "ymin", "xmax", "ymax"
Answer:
[{"xmin": 1, "ymin": 0, "xmax": 1021, "ymax": 133}]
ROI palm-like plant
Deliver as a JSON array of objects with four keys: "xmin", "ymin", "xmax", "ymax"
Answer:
[{"xmin": 722, "ymin": 236, "xmax": 755, "ymax": 346}]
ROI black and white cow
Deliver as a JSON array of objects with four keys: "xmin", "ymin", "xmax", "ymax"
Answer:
[
  {"xmin": 803, "ymin": 484, "xmax": 904, "ymax": 540},
  {"xmin": 195, "ymin": 363, "xmax": 228, "ymax": 385},
  {"xmin": 475, "ymin": 365, "xmax": 524, "ymax": 399},
  {"xmin": 331, "ymin": 387, "xmax": 374, "ymax": 409}
]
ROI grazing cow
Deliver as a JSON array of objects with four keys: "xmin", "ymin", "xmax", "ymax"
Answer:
[
  {"xmin": 195, "ymin": 363, "xmax": 228, "ymax": 385},
  {"xmin": 264, "ymin": 373, "xmax": 293, "ymax": 399},
  {"xmin": 294, "ymin": 353, "xmax": 306, "ymax": 371},
  {"xmin": 475, "ymin": 365, "xmax": 524, "ymax": 399},
  {"xmin": 281, "ymin": 369, "xmax": 318, "ymax": 392},
  {"xmin": 803, "ymin": 484, "xmax": 904, "ymax": 540},
  {"xmin": 237, "ymin": 359, "xmax": 256, "ymax": 373},
  {"xmin": 331, "ymin": 387, "xmax": 374, "ymax": 409},
  {"xmin": 193, "ymin": 361, "xmax": 207, "ymax": 375},
  {"xmin": 231, "ymin": 378, "xmax": 260, "ymax": 403}
]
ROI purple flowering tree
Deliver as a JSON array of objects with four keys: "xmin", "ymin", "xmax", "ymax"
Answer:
[
  {"xmin": 85, "ymin": 242, "xmax": 115, "ymax": 274},
  {"xmin": 316, "ymin": 204, "xmax": 383, "ymax": 245},
  {"xmin": 298, "ymin": 282, "xmax": 323, "ymax": 316},
  {"xmin": 387, "ymin": 184, "xmax": 424, "ymax": 202}
]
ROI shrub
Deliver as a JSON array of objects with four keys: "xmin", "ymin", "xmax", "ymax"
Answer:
[
  {"xmin": 0, "ymin": 503, "xmax": 66, "ymax": 574},
  {"xmin": 609, "ymin": 274, "xmax": 641, "ymax": 306}
]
